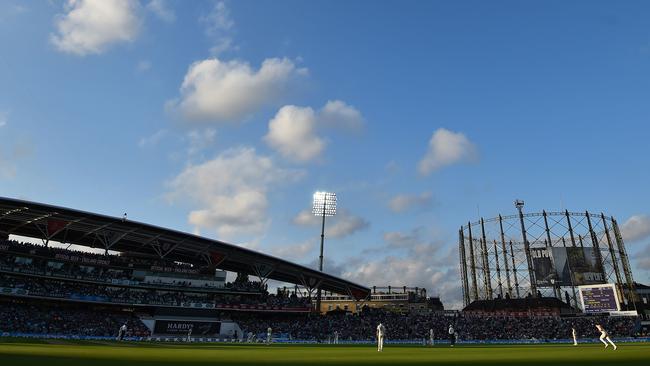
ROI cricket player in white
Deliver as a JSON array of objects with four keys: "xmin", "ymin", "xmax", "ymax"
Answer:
[
  {"xmin": 572, "ymin": 327, "xmax": 578, "ymax": 346},
  {"xmin": 448, "ymin": 325, "xmax": 455, "ymax": 347},
  {"xmin": 596, "ymin": 324, "xmax": 617, "ymax": 350},
  {"xmin": 118, "ymin": 324, "xmax": 127, "ymax": 341},
  {"xmin": 187, "ymin": 326, "xmax": 192, "ymax": 343},
  {"xmin": 376, "ymin": 323, "xmax": 386, "ymax": 352},
  {"xmin": 429, "ymin": 328, "xmax": 434, "ymax": 346},
  {"xmin": 333, "ymin": 330, "xmax": 339, "ymax": 345},
  {"xmin": 266, "ymin": 327, "xmax": 272, "ymax": 345}
]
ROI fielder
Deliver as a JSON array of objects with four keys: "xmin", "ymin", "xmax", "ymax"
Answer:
[
  {"xmin": 596, "ymin": 324, "xmax": 617, "ymax": 350},
  {"xmin": 333, "ymin": 330, "xmax": 339, "ymax": 345},
  {"xmin": 429, "ymin": 328, "xmax": 434, "ymax": 346},
  {"xmin": 448, "ymin": 324, "xmax": 455, "ymax": 347},
  {"xmin": 376, "ymin": 323, "xmax": 386, "ymax": 352},
  {"xmin": 117, "ymin": 323, "xmax": 127, "ymax": 341},
  {"xmin": 266, "ymin": 326, "xmax": 273, "ymax": 345},
  {"xmin": 572, "ymin": 327, "xmax": 577, "ymax": 346}
]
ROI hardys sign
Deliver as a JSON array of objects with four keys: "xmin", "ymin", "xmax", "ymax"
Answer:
[{"xmin": 153, "ymin": 320, "xmax": 221, "ymax": 336}]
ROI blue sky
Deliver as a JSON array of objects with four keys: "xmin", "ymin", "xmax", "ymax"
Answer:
[{"xmin": 1, "ymin": 0, "xmax": 650, "ymax": 308}]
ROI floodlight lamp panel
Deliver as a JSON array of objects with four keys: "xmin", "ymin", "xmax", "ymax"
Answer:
[{"xmin": 312, "ymin": 191, "xmax": 337, "ymax": 216}]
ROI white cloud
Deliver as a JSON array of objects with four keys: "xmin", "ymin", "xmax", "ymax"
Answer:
[
  {"xmin": 388, "ymin": 191, "xmax": 433, "ymax": 213},
  {"xmin": 637, "ymin": 244, "xmax": 650, "ymax": 271},
  {"xmin": 264, "ymin": 105, "xmax": 325, "ymax": 162},
  {"xmin": 380, "ymin": 227, "xmax": 448, "ymax": 258},
  {"xmin": 292, "ymin": 208, "xmax": 368, "ymax": 239},
  {"xmin": 166, "ymin": 147, "xmax": 304, "ymax": 238},
  {"xmin": 343, "ymin": 255, "xmax": 461, "ymax": 308},
  {"xmin": 341, "ymin": 227, "xmax": 462, "ymax": 307},
  {"xmin": 292, "ymin": 209, "xmax": 320, "ymax": 226},
  {"xmin": 201, "ymin": 1, "xmax": 234, "ymax": 35},
  {"xmin": 209, "ymin": 38, "xmax": 235, "ymax": 56},
  {"xmin": 328, "ymin": 210, "xmax": 370, "ymax": 239},
  {"xmin": 418, "ymin": 128, "xmax": 478, "ymax": 175},
  {"xmin": 271, "ymin": 239, "xmax": 316, "ymax": 261},
  {"xmin": 146, "ymin": 0, "xmax": 175, "ymax": 23},
  {"xmin": 186, "ymin": 128, "xmax": 217, "ymax": 156},
  {"xmin": 383, "ymin": 230, "xmax": 420, "ymax": 249},
  {"xmin": 305, "ymin": 257, "xmax": 350, "ymax": 277},
  {"xmin": 200, "ymin": 1, "xmax": 235, "ymax": 55},
  {"xmin": 621, "ymin": 215, "xmax": 650, "ymax": 243},
  {"xmin": 319, "ymin": 100, "xmax": 364, "ymax": 132},
  {"xmin": 169, "ymin": 57, "xmax": 307, "ymax": 123},
  {"xmin": 138, "ymin": 129, "xmax": 167, "ymax": 148},
  {"xmin": 51, "ymin": 0, "xmax": 140, "ymax": 56},
  {"xmin": 264, "ymin": 100, "xmax": 363, "ymax": 163}
]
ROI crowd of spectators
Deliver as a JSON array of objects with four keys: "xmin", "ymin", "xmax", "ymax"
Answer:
[
  {"xmin": 1, "ymin": 239, "xmax": 192, "ymax": 271},
  {"xmin": 0, "ymin": 298, "xmax": 641, "ymax": 340},
  {"xmin": 234, "ymin": 308, "xmax": 641, "ymax": 341},
  {"xmin": 0, "ymin": 302, "xmax": 149, "ymax": 337},
  {"xmin": 0, "ymin": 239, "xmax": 265, "ymax": 293},
  {"xmin": 0, "ymin": 274, "xmax": 310, "ymax": 309}
]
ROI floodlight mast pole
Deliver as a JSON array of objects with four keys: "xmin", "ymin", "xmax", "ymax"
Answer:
[
  {"xmin": 319, "ymin": 195, "xmax": 327, "ymax": 272},
  {"xmin": 316, "ymin": 195, "xmax": 327, "ymax": 313}
]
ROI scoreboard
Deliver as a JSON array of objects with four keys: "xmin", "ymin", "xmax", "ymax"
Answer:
[{"xmin": 578, "ymin": 284, "xmax": 620, "ymax": 314}]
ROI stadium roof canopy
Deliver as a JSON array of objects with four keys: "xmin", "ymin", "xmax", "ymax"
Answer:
[{"xmin": 0, "ymin": 197, "xmax": 370, "ymax": 300}]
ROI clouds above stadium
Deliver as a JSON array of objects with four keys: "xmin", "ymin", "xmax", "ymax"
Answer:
[
  {"xmin": 265, "ymin": 106, "xmax": 325, "ymax": 163},
  {"xmin": 146, "ymin": 0, "xmax": 175, "ymax": 23},
  {"xmin": 169, "ymin": 57, "xmax": 308, "ymax": 124},
  {"xmin": 637, "ymin": 244, "xmax": 650, "ymax": 271},
  {"xmin": 418, "ymin": 128, "xmax": 478, "ymax": 175},
  {"xmin": 264, "ymin": 101, "xmax": 364, "ymax": 162},
  {"xmin": 51, "ymin": 0, "xmax": 141, "ymax": 56},
  {"xmin": 388, "ymin": 191, "xmax": 434, "ymax": 213},
  {"xmin": 0, "ymin": 139, "xmax": 33, "ymax": 180},
  {"xmin": 270, "ymin": 239, "xmax": 317, "ymax": 262},
  {"xmin": 166, "ymin": 147, "xmax": 304, "ymax": 239},
  {"xmin": 340, "ymin": 227, "xmax": 462, "ymax": 308},
  {"xmin": 621, "ymin": 214, "xmax": 650, "ymax": 243},
  {"xmin": 292, "ymin": 208, "xmax": 369, "ymax": 239},
  {"xmin": 200, "ymin": 1, "xmax": 236, "ymax": 55},
  {"xmin": 286, "ymin": 226, "xmax": 463, "ymax": 306}
]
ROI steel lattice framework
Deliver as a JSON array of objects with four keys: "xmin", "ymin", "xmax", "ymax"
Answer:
[{"xmin": 459, "ymin": 209, "xmax": 637, "ymax": 310}]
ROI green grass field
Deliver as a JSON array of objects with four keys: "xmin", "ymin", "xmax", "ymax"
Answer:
[{"xmin": 0, "ymin": 339, "xmax": 647, "ymax": 366}]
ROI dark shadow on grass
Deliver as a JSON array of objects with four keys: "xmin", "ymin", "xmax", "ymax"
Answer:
[{"xmin": 0, "ymin": 353, "xmax": 647, "ymax": 366}]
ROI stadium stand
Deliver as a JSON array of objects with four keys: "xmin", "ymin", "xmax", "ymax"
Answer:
[
  {"xmin": 0, "ymin": 240, "xmax": 311, "ymax": 310},
  {"xmin": 0, "ymin": 197, "xmax": 644, "ymax": 342},
  {"xmin": 0, "ymin": 299, "xmax": 150, "ymax": 337},
  {"xmin": 462, "ymin": 297, "xmax": 574, "ymax": 317},
  {"xmin": 229, "ymin": 307, "xmax": 641, "ymax": 341}
]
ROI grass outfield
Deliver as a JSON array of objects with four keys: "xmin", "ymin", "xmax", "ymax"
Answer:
[{"xmin": 0, "ymin": 340, "xmax": 648, "ymax": 366}]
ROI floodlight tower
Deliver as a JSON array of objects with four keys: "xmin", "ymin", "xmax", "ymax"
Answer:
[{"xmin": 312, "ymin": 191, "xmax": 337, "ymax": 312}]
